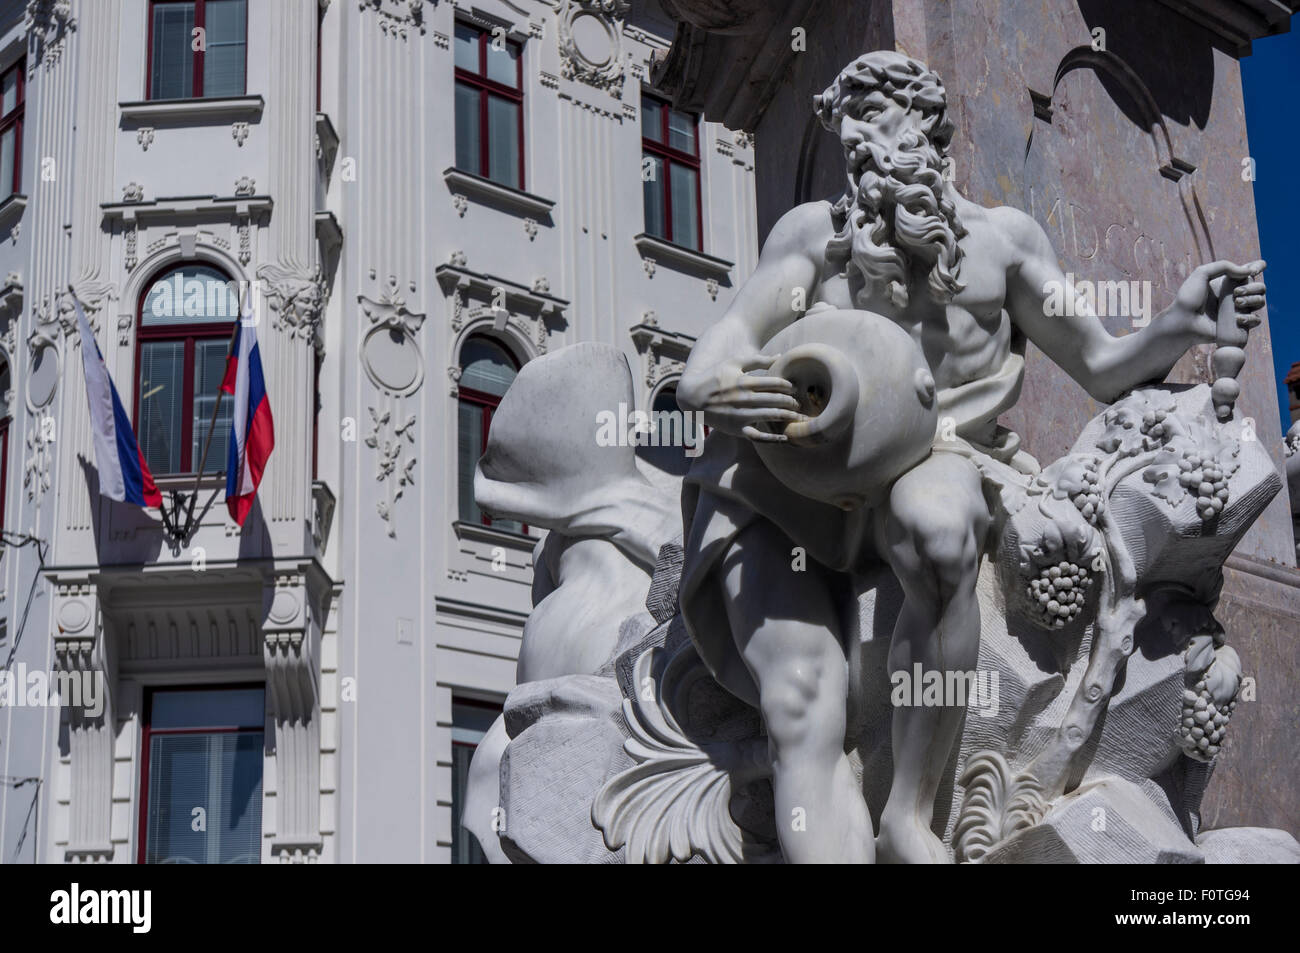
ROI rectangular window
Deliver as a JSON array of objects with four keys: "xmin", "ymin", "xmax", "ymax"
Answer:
[
  {"xmin": 453, "ymin": 23, "xmax": 524, "ymax": 190},
  {"xmin": 148, "ymin": 0, "xmax": 246, "ymax": 101},
  {"xmin": 0, "ymin": 416, "xmax": 9, "ymax": 536},
  {"xmin": 139, "ymin": 686, "xmax": 265, "ymax": 864},
  {"xmin": 641, "ymin": 93, "xmax": 702, "ymax": 251},
  {"xmin": 451, "ymin": 698, "xmax": 502, "ymax": 864},
  {"xmin": 0, "ymin": 60, "xmax": 24, "ymax": 200},
  {"xmin": 135, "ymin": 265, "xmax": 237, "ymax": 478}
]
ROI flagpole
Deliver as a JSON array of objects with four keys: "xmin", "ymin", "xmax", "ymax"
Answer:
[{"xmin": 182, "ymin": 283, "xmax": 245, "ymax": 535}]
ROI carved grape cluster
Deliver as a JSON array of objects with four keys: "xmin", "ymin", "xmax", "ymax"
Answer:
[
  {"xmin": 1179, "ymin": 680, "xmax": 1235, "ymax": 761},
  {"xmin": 1176, "ymin": 451, "xmax": 1230, "ymax": 521},
  {"xmin": 1027, "ymin": 560, "xmax": 1091, "ymax": 628},
  {"xmin": 1140, "ymin": 407, "xmax": 1170, "ymax": 442},
  {"xmin": 1069, "ymin": 461, "xmax": 1103, "ymax": 526}
]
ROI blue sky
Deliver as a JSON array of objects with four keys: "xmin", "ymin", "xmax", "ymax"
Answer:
[{"xmin": 1240, "ymin": 27, "xmax": 1300, "ymax": 433}]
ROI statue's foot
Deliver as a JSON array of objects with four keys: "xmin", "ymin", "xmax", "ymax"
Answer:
[{"xmin": 876, "ymin": 815, "xmax": 951, "ymax": 864}]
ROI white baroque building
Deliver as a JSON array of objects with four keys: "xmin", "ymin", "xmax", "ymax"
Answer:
[{"xmin": 0, "ymin": 0, "xmax": 756, "ymax": 863}]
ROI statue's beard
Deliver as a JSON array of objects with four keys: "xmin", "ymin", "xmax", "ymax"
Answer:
[{"xmin": 826, "ymin": 135, "xmax": 966, "ymax": 309}]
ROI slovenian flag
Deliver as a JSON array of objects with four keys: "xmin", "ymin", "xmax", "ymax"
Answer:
[
  {"xmin": 73, "ymin": 293, "xmax": 162, "ymax": 507},
  {"xmin": 221, "ymin": 295, "xmax": 274, "ymax": 526}
]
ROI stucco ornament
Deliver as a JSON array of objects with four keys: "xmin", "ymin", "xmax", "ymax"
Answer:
[
  {"xmin": 478, "ymin": 52, "xmax": 1294, "ymax": 864},
  {"xmin": 558, "ymin": 0, "xmax": 631, "ymax": 95}
]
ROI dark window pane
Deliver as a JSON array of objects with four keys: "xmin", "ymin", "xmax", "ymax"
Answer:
[
  {"xmin": 0, "ymin": 127, "xmax": 14, "ymax": 199},
  {"xmin": 145, "ymin": 731, "xmax": 263, "ymax": 863},
  {"xmin": 142, "ymin": 264, "xmax": 239, "ymax": 327},
  {"xmin": 193, "ymin": 339, "xmax": 233, "ymax": 472},
  {"xmin": 668, "ymin": 108, "xmax": 697, "ymax": 154},
  {"xmin": 485, "ymin": 40, "xmax": 519, "ymax": 88},
  {"xmin": 457, "ymin": 399, "xmax": 485, "ymax": 525},
  {"xmin": 486, "ymin": 94, "xmax": 520, "ymax": 188},
  {"xmin": 1, "ymin": 69, "xmax": 17, "ymax": 116},
  {"xmin": 151, "ymin": 3, "xmax": 196, "ymax": 100},
  {"xmin": 451, "ymin": 699, "xmax": 501, "ymax": 865},
  {"xmin": 453, "ymin": 23, "xmax": 479, "ymax": 72},
  {"xmin": 637, "ymin": 388, "xmax": 699, "ymax": 477},
  {"xmin": 641, "ymin": 97, "xmax": 663, "ymax": 142},
  {"xmin": 669, "ymin": 162, "xmax": 700, "ymax": 250},
  {"xmin": 139, "ymin": 340, "xmax": 185, "ymax": 476},
  {"xmin": 454, "ymin": 81, "xmax": 481, "ymax": 175},
  {"xmin": 460, "ymin": 337, "xmax": 516, "ymax": 397},
  {"xmin": 642, "ymin": 153, "xmax": 665, "ymax": 240},
  {"xmin": 202, "ymin": 0, "xmax": 246, "ymax": 97},
  {"xmin": 151, "ymin": 688, "xmax": 264, "ymax": 730}
]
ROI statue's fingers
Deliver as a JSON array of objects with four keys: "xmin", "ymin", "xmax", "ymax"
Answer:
[
  {"xmin": 733, "ymin": 407, "xmax": 805, "ymax": 425},
  {"xmin": 1233, "ymin": 295, "xmax": 1266, "ymax": 312},
  {"xmin": 742, "ymin": 425, "xmax": 788, "ymax": 444},
  {"xmin": 1196, "ymin": 259, "xmax": 1264, "ymax": 283},
  {"xmin": 1236, "ymin": 312, "xmax": 1263, "ymax": 330},
  {"xmin": 737, "ymin": 373, "xmax": 796, "ymax": 395},
  {"xmin": 717, "ymin": 390, "xmax": 801, "ymax": 410},
  {"xmin": 1233, "ymin": 281, "xmax": 1266, "ymax": 297}
]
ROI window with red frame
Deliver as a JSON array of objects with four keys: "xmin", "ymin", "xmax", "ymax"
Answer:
[
  {"xmin": 138, "ymin": 686, "xmax": 264, "ymax": 864},
  {"xmin": 641, "ymin": 94, "xmax": 703, "ymax": 252},
  {"xmin": 148, "ymin": 0, "xmax": 247, "ymax": 101},
  {"xmin": 0, "ymin": 59, "xmax": 24, "ymax": 200},
  {"xmin": 0, "ymin": 357, "xmax": 10, "ymax": 535},
  {"xmin": 453, "ymin": 22, "xmax": 524, "ymax": 190},
  {"xmin": 135, "ymin": 264, "xmax": 237, "ymax": 478},
  {"xmin": 456, "ymin": 335, "xmax": 523, "ymax": 533},
  {"xmin": 451, "ymin": 697, "xmax": 502, "ymax": 864}
]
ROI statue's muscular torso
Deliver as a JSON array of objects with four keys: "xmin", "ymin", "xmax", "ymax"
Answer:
[{"xmin": 798, "ymin": 196, "xmax": 1025, "ymax": 398}]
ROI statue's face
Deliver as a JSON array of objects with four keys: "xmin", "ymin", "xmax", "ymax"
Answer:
[{"xmin": 837, "ymin": 91, "xmax": 928, "ymax": 184}]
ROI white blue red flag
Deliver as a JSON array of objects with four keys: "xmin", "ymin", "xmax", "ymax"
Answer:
[
  {"xmin": 220, "ymin": 296, "xmax": 274, "ymax": 526},
  {"xmin": 73, "ymin": 293, "xmax": 162, "ymax": 508}
]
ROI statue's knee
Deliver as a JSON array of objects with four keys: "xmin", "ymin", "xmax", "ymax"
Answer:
[
  {"xmin": 757, "ymin": 653, "xmax": 845, "ymax": 752},
  {"xmin": 898, "ymin": 511, "xmax": 984, "ymax": 596}
]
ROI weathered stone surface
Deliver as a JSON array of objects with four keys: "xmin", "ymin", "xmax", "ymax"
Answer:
[
  {"xmin": 1196, "ymin": 826, "xmax": 1300, "ymax": 864},
  {"xmin": 979, "ymin": 777, "xmax": 1205, "ymax": 864},
  {"xmin": 498, "ymin": 676, "xmax": 630, "ymax": 864},
  {"xmin": 644, "ymin": 540, "xmax": 685, "ymax": 625}
]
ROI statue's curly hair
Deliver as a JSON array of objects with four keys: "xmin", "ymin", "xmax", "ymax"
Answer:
[{"xmin": 813, "ymin": 51, "xmax": 955, "ymax": 154}]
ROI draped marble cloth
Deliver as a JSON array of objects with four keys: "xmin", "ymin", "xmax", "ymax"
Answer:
[{"xmin": 679, "ymin": 349, "xmax": 1041, "ymax": 707}]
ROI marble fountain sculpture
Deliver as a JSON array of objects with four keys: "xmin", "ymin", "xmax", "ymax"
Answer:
[{"xmin": 464, "ymin": 52, "xmax": 1298, "ymax": 864}]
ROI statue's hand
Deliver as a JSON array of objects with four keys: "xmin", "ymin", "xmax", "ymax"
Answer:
[
  {"xmin": 677, "ymin": 353, "xmax": 805, "ymax": 443},
  {"xmin": 1172, "ymin": 259, "xmax": 1266, "ymax": 343}
]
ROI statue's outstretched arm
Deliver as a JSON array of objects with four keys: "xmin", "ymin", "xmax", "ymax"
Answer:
[{"xmin": 1001, "ymin": 206, "xmax": 1265, "ymax": 403}]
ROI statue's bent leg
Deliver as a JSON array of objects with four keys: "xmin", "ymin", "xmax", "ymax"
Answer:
[
  {"xmin": 876, "ymin": 452, "xmax": 989, "ymax": 864},
  {"xmin": 719, "ymin": 519, "xmax": 874, "ymax": 863}
]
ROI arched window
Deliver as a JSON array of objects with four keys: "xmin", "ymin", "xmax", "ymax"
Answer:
[
  {"xmin": 136, "ymin": 263, "xmax": 239, "ymax": 477},
  {"xmin": 457, "ymin": 335, "xmax": 521, "ymax": 532},
  {"xmin": 0, "ymin": 355, "xmax": 9, "ymax": 534},
  {"xmin": 636, "ymin": 385, "xmax": 699, "ymax": 478}
]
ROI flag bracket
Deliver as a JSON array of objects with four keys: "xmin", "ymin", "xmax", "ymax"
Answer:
[{"xmin": 157, "ymin": 489, "xmax": 201, "ymax": 543}]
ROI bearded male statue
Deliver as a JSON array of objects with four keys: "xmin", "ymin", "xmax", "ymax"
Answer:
[{"xmin": 674, "ymin": 51, "xmax": 1267, "ymax": 864}]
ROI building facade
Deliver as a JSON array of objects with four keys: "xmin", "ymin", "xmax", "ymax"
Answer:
[{"xmin": 0, "ymin": 0, "xmax": 756, "ymax": 863}]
